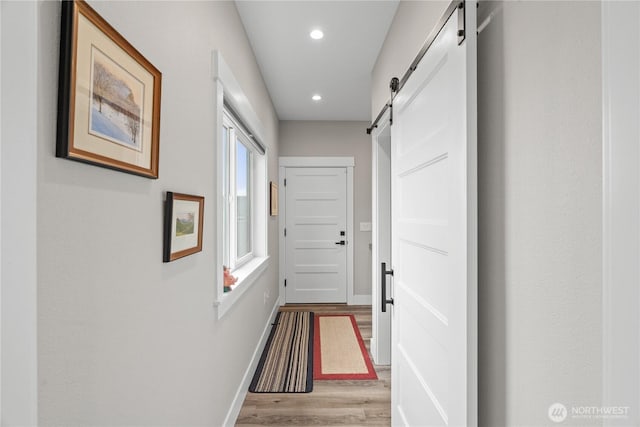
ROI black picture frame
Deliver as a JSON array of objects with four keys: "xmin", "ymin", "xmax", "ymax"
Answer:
[{"xmin": 163, "ymin": 192, "xmax": 205, "ymax": 262}]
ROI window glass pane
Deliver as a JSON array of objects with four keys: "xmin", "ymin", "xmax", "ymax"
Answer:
[
  {"xmin": 236, "ymin": 139, "xmax": 251, "ymax": 259},
  {"xmin": 222, "ymin": 126, "xmax": 229, "ymax": 268}
]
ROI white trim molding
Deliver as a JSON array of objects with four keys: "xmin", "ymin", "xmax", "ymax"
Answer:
[
  {"xmin": 370, "ymin": 110, "xmax": 392, "ymax": 365},
  {"xmin": 279, "ymin": 156, "xmax": 354, "ymax": 168},
  {"xmin": 352, "ymin": 295, "xmax": 373, "ymax": 305},
  {"xmin": 211, "ymin": 51, "xmax": 265, "ymax": 145},
  {"xmin": 278, "ymin": 166, "xmax": 286, "ymax": 306},
  {"xmin": 345, "ymin": 165, "xmax": 354, "ymax": 305},
  {"xmin": 602, "ymin": 2, "xmax": 640, "ymax": 425},
  {"xmin": 278, "ymin": 156, "xmax": 355, "ymax": 305}
]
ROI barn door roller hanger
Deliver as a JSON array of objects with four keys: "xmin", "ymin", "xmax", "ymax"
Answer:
[{"xmin": 366, "ymin": 0, "xmax": 468, "ymax": 135}]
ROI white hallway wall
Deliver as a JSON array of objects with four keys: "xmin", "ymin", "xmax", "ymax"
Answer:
[
  {"xmin": 1, "ymin": 1, "xmax": 39, "ymax": 425},
  {"xmin": 602, "ymin": 2, "xmax": 640, "ymax": 425},
  {"xmin": 373, "ymin": 1, "xmax": 602, "ymax": 426},
  {"xmin": 33, "ymin": 1, "xmax": 279, "ymax": 425},
  {"xmin": 279, "ymin": 121, "xmax": 372, "ymax": 301}
]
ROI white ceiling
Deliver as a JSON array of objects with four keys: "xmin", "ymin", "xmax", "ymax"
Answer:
[{"xmin": 235, "ymin": 1, "xmax": 399, "ymax": 121}]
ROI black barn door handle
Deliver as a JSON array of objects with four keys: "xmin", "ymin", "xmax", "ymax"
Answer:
[{"xmin": 381, "ymin": 262, "xmax": 395, "ymax": 312}]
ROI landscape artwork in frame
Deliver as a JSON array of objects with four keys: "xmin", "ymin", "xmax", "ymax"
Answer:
[
  {"xmin": 56, "ymin": 0, "xmax": 162, "ymax": 178},
  {"xmin": 163, "ymin": 192, "xmax": 205, "ymax": 262}
]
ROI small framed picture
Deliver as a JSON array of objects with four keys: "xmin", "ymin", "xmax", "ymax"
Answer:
[
  {"xmin": 163, "ymin": 192, "xmax": 204, "ymax": 262},
  {"xmin": 270, "ymin": 182, "xmax": 278, "ymax": 216},
  {"xmin": 56, "ymin": 0, "xmax": 162, "ymax": 178}
]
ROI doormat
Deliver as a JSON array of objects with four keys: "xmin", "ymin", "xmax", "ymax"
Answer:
[
  {"xmin": 249, "ymin": 311, "xmax": 314, "ymax": 393},
  {"xmin": 313, "ymin": 314, "xmax": 377, "ymax": 380}
]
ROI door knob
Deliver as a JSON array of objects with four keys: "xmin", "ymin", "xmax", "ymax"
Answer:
[{"xmin": 335, "ymin": 240, "xmax": 346, "ymax": 245}]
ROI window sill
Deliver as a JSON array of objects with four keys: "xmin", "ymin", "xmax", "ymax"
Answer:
[{"xmin": 213, "ymin": 256, "xmax": 270, "ymax": 319}]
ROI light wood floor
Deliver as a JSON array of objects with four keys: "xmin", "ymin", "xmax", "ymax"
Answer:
[{"xmin": 236, "ymin": 304, "xmax": 391, "ymax": 426}]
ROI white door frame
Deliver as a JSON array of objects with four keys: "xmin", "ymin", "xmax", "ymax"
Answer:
[
  {"xmin": 278, "ymin": 157, "xmax": 354, "ymax": 305},
  {"xmin": 602, "ymin": 2, "xmax": 640, "ymax": 424},
  {"xmin": 371, "ymin": 112, "xmax": 392, "ymax": 365}
]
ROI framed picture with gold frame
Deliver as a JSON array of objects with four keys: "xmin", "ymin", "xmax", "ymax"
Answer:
[
  {"xmin": 163, "ymin": 192, "xmax": 205, "ymax": 262},
  {"xmin": 270, "ymin": 182, "xmax": 278, "ymax": 216},
  {"xmin": 56, "ymin": 0, "xmax": 162, "ymax": 178}
]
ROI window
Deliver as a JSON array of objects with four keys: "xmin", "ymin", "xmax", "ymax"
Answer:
[
  {"xmin": 235, "ymin": 139, "xmax": 252, "ymax": 261},
  {"xmin": 213, "ymin": 51, "xmax": 270, "ymax": 318},
  {"xmin": 221, "ymin": 109, "xmax": 265, "ymax": 275}
]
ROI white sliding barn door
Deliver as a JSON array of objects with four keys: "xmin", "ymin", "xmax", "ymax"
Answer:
[{"xmin": 390, "ymin": 2, "xmax": 477, "ymax": 426}]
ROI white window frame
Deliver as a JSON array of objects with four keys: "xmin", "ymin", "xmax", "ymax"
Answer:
[
  {"xmin": 223, "ymin": 111, "xmax": 255, "ymax": 270},
  {"xmin": 212, "ymin": 51, "xmax": 269, "ymax": 319}
]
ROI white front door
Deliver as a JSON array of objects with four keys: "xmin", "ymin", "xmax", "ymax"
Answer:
[
  {"xmin": 390, "ymin": 2, "xmax": 477, "ymax": 426},
  {"xmin": 284, "ymin": 167, "xmax": 348, "ymax": 303}
]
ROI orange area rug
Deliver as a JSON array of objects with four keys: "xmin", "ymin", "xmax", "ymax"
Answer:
[{"xmin": 313, "ymin": 314, "xmax": 377, "ymax": 380}]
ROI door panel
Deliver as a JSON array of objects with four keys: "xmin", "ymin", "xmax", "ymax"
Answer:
[
  {"xmin": 396, "ymin": 344, "xmax": 447, "ymax": 426},
  {"xmin": 285, "ymin": 167, "xmax": 347, "ymax": 303},
  {"xmin": 391, "ymin": 2, "xmax": 477, "ymax": 426}
]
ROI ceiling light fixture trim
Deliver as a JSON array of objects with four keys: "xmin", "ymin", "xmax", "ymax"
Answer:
[{"xmin": 310, "ymin": 29, "xmax": 324, "ymax": 40}]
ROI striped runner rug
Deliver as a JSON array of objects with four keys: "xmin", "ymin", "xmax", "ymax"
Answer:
[{"xmin": 249, "ymin": 311, "xmax": 314, "ymax": 393}]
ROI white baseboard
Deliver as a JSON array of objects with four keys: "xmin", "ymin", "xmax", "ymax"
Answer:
[
  {"xmin": 223, "ymin": 301, "xmax": 280, "ymax": 427},
  {"xmin": 370, "ymin": 337, "xmax": 377, "ymax": 359},
  {"xmin": 351, "ymin": 294, "xmax": 372, "ymax": 305}
]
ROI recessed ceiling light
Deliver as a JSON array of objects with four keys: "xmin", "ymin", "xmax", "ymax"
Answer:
[
  {"xmin": 312, "ymin": 94, "xmax": 322, "ymax": 101},
  {"xmin": 310, "ymin": 29, "xmax": 324, "ymax": 40}
]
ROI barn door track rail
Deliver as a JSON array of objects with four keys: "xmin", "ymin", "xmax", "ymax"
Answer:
[{"xmin": 366, "ymin": 0, "xmax": 468, "ymax": 135}]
